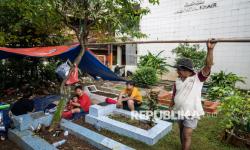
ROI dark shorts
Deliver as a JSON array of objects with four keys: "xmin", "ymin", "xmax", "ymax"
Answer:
[{"xmin": 122, "ymin": 100, "xmax": 141, "ymax": 111}]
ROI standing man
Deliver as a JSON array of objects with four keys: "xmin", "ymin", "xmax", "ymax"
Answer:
[
  {"xmin": 171, "ymin": 39, "xmax": 216, "ymax": 150},
  {"xmin": 117, "ymin": 81, "xmax": 142, "ymax": 111}
]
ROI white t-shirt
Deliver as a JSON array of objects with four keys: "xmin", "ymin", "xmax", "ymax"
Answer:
[{"xmin": 173, "ymin": 72, "xmax": 207, "ymax": 119}]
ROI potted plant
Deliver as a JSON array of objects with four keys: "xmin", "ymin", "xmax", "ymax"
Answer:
[
  {"xmin": 157, "ymin": 90, "xmax": 173, "ymax": 106},
  {"xmin": 204, "ymin": 71, "xmax": 245, "ymax": 114},
  {"xmin": 220, "ymin": 92, "xmax": 250, "ymax": 148}
]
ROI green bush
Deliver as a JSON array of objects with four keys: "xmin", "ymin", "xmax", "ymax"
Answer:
[
  {"xmin": 0, "ymin": 57, "xmax": 59, "ymax": 89},
  {"xmin": 207, "ymin": 86, "xmax": 234, "ymax": 101},
  {"xmin": 132, "ymin": 67, "xmax": 158, "ymax": 87},
  {"xmin": 172, "ymin": 44, "xmax": 206, "ymax": 70},
  {"xmin": 138, "ymin": 51, "xmax": 169, "ymax": 76},
  {"xmin": 219, "ymin": 92, "xmax": 250, "ymax": 133},
  {"xmin": 208, "ymin": 71, "xmax": 245, "ymax": 88},
  {"xmin": 207, "ymin": 71, "xmax": 245, "ymax": 100},
  {"xmin": 145, "ymin": 90, "xmax": 160, "ymax": 126}
]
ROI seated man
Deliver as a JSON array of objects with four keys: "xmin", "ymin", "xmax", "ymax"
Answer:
[
  {"xmin": 62, "ymin": 85, "xmax": 91, "ymax": 119},
  {"xmin": 117, "ymin": 81, "xmax": 142, "ymax": 111},
  {"xmin": 73, "ymin": 85, "xmax": 91, "ymax": 113}
]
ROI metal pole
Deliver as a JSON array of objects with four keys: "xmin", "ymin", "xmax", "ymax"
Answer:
[{"xmin": 85, "ymin": 38, "xmax": 250, "ymax": 46}]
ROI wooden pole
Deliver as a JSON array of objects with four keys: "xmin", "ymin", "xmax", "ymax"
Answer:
[
  {"xmin": 110, "ymin": 44, "xmax": 113, "ymax": 69},
  {"xmin": 85, "ymin": 38, "xmax": 250, "ymax": 46}
]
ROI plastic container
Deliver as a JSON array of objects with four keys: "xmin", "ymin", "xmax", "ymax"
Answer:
[
  {"xmin": 30, "ymin": 125, "xmax": 35, "ymax": 131},
  {"xmin": 36, "ymin": 124, "xmax": 42, "ymax": 132},
  {"xmin": 0, "ymin": 104, "xmax": 10, "ymax": 110},
  {"xmin": 64, "ymin": 131, "xmax": 69, "ymax": 136},
  {"xmin": 52, "ymin": 139, "xmax": 66, "ymax": 147}
]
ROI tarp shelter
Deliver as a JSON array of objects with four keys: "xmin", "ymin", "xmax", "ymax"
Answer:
[{"xmin": 0, "ymin": 45, "xmax": 124, "ymax": 81}]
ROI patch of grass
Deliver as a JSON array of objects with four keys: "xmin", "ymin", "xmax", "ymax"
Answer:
[
  {"xmin": 88, "ymin": 116, "xmax": 248, "ymax": 150},
  {"xmin": 114, "ymin": 85, "xmax": 124, "ymax": 90}
]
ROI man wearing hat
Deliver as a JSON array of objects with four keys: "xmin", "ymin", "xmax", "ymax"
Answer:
[{"xmin": 171, "ymin": 39, "xmax": 216, "ymax": 150}]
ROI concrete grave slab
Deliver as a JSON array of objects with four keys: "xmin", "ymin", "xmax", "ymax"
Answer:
[
  {"xmin": 13, "ymin": 111, "xmax": 53, "ymax": 131},
  {"xmin": 10, "ymin": 111, "xmax": 134, "ymax": 150},
  {"xmin": 61, "ymin": 119, "xmax": 135, "ymax": 150},
  {"xmin": 86, "ymin": 105, "xmax": 172, "ymax": 145},
  {"xmin": 99, "ymin": 86, "xmax": 121, "ymax": 95},
  {"xmin": 89, "ymin": 104, "xmax": 116, "ymax": 117},
  {"xmin": 84, "ymin": 85, "xmax": 118, "ymax": 103},
  {"xmin": 8, "ymin": 129, "xmax": 57, "ymax": 150}
]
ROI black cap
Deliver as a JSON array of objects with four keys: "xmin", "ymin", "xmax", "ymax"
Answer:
[{"xmin": 175, "ymin": 58, "xmax": 194, "ymax": 72}]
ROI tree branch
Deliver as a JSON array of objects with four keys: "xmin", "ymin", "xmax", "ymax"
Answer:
[{"xmin": 55, "ymin": 6, "xmax": 78, "ymax": 34}]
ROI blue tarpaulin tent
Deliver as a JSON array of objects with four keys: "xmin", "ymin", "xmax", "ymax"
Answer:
[
  {"xmin": 0, "ymin": 45, "xmax": 125, "ymax": 81},
  {"xmin": 59, "ymin": 45, "xmax": 125, "ymax": 81}
]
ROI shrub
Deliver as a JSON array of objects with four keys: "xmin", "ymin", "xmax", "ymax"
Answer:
[
  {"xmin": 145, "ymin": 89, "xmax": 160, "ymax": 126},
  {"xmin": 0, "ymin": 57, "xmax": 59, "ymax": 89},
  {"xmin": 132, "ymin": 67, "xmax": 158, "ymax": 87},
  {"xmin": 172, "ymin": 44, "xmax": 206, "ymax": 70},
  {"xmin": 207, "ymin": 71, "xmax": 245, "ymax": 101},
  {"xmin": 207, "ymin": 86, "xmax": 234, "ymax": 101},
  {"xmin": 219, "ymin": 92, "xmax": 250, "ymax": 134},
  {"xmin": 208, "ymin": 71, "xmax": 245, "ymax": 88},
  {"xmin": 138, "ymin": 51, "xmax": 169, "ymax": 76}
]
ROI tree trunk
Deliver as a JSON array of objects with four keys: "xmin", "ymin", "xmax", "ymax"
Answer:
[
  {"xmin": 49, "ymin": 0, "xmax": 89, "ymax": 130},
  {"xmin": 49, "ymin": 39, "xmax": 86, "ymax": 131}
]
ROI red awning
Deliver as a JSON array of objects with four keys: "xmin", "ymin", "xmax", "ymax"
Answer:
[{"xmin": 0, "ymin": 45, "xmax": 77, "ymax": 57}]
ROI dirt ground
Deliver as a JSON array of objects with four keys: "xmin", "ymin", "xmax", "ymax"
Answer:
[
  {"xmin": 92, "ymin": 91, "xmax": 118, "ymax": 98},
  {"xmin": 36, "ymin": 127, "xmax": 98, "ymax": 150},
  {"xmin": 73, "ymin": 118, "xmax": 97, "ymax": 132},
  {"xmin": 1, "ymin": 139, "xmax": 21, "ymax": 150}
]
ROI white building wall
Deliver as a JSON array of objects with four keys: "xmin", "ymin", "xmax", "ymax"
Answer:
[{"xmin": 137, "ymin": 0, "xmax": 250, "ymax": 89}]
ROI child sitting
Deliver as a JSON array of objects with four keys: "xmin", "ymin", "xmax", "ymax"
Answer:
[
  {"xmin": 66, "ymin": 96, "xmax": 79, "ymax": 111},
  {"xmin": 62, "ymin": 96, "xmax": 80, "ymax": 119}
]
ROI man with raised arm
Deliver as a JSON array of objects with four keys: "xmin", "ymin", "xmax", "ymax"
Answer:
[{"xmin": 170, "ymin": 39, "xmax": 216, "ymax": 150}]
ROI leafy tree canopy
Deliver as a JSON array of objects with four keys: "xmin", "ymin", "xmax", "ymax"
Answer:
[
  {"xmin": 0, "ymin": 0, "xmax": 71, "ymax": 47},
  {"xmin": 0, "ymin": 0, "xmax": 159, "ymax": 47},
  {"xmin": 50, "ymin": 0, "xmax": 159, "ymax": 44},
  {"xmin": 0, "ymin": 0, "xmax": 160, "ymax": 129},
  {"xmin": 172, "ymin": 43, "xmax": 207, "ymax": 70}
]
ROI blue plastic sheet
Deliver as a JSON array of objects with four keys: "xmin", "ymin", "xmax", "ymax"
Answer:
[{"xmin": 0, "ymin": 45, "xmax": 125, "ymax": 81}]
